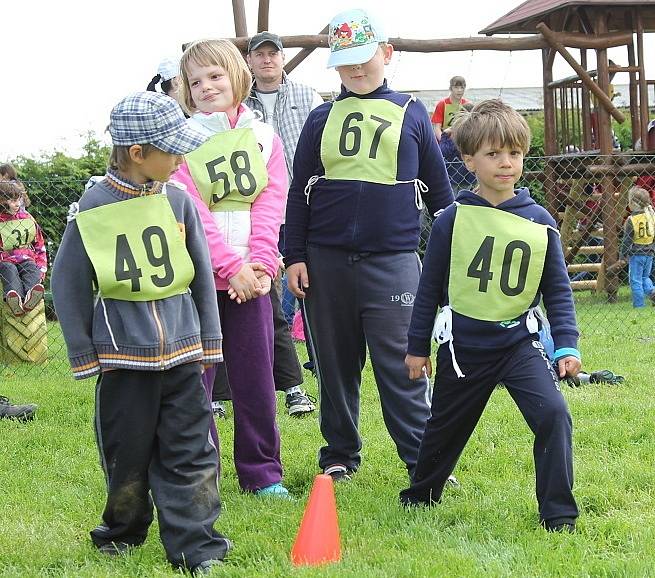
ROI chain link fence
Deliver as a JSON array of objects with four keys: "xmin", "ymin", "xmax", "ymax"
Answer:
[{"xmin": 2, "ymin": 157, "xmax": 654, "ymax": 380}]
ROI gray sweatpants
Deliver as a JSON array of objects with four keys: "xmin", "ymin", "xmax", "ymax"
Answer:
[{"xmin": 304, "ymin": 245, "xmax": 431, "ymax": 476}]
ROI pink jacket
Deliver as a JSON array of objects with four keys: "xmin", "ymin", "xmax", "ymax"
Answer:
[
  {"xmin": 0, "ymin": 209, "xmax": 47, "ymax": 276},
  {"xmin": 173, "ymin": 105, "xmax": 287, "ymax": 290}
]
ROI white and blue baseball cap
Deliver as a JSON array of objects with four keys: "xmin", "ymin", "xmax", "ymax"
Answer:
[
  {"xmin": 108, "ymin": 92, "xmax": 207, "ymax": 155},
  {"xmin": 327, "ymin": 8, "xmax": 388, "ymax": 68}
]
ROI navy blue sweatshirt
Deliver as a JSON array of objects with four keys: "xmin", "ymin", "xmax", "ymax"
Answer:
[
  {"xmin": 284, "ymin": 81, "xmax": 453, "ymax": 266},
  {"xmin": 407, "ymin": 188, "xmax": 579, "ymax": 362}
]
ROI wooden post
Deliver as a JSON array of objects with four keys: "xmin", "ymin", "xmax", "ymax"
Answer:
[
  {"xmin": 537, "ymin": 22, "xmax": 625, "ymax": 123},
  {"xmin": 232, "ymin": 0, "xmax": 248, "ymax": 38},
  {"xmin": 626, "ymin": 14, "xmax": 640, "ymax": 149},
  {"xmin": 543, "ymin": 48, "xmax": 558, "ymax": 220},
  {"xmin": 580, "ymin": 49, "xmax": 592, "ymax": 150},
  {"xmin": 636, "ymin": 12, "xmax": 650, "ymax": 150},
  {"xmin": 285, "ymin": 26, "xmax": 329, "ymax": 75},
  {"xmin": 595, "ymin": 12, "xmax": 619, "ymax": 302},
  {"xmin": 257, "ymin": 0, "xmax": 269, "ymax": 33}
]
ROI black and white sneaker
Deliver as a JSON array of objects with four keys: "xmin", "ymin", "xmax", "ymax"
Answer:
[
  {"xmin": 0, "ymin": 396, "xmax": 37, "ymax": 420},
  {"xmin": 285, "ymin": 390, "xmax": 316, "ymax": 416},
  {"xmin": 211, "ymin": 401, "xmax": 227, "ymax": 418},
  {"xmin": 324, "ymin": 464, "xmax": 353, "ymax": 482}
]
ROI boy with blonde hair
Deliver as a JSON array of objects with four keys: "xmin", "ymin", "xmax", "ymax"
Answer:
[
  {"xmin": 400, "ymin": 100, "xmax": 581, "ymax": 533},
  {"xmin": 52, "ymin": 92, "xmax": 230, "ymax": 573}
]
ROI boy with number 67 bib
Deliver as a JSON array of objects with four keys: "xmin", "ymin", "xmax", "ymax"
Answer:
[
  {"xmin": 399, "ymin": 100, "xmax": 581, "ymax": 533},
  {"xmin": 284, "ymin": 8, "xmax": 453, "ymax": 482},
  {"xmin": 52, "ymin": 92, "xmax": 231, "ymax": 573}
]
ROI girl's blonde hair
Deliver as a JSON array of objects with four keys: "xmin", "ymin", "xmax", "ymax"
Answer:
[
  {"xmin": 628, "ymin": 186, "xmax": 655, "ymax": 218},
  {"xmin": 451, "ymin": 99, "xmax": 531, "ymax": 156},
  {"xmin": 179, "ymin": 39, "xmax": 252, "ymax": 115}
]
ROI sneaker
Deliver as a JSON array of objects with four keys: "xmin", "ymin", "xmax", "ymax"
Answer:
[
  {"xmin": 0, "ymin": 396, "xmax": 37, "ymax": 420},
  {"xmin": 543, "ymin": 517, "xmax": 576, "ymax": 533},
  {"xmin": 323, "ymin": 464, "xmax": 353, "ymax": 482},
  {"xmin": 285, "ymin": 390, "xmax": 316, "ymax": 416},
  {"xmin": 254, "ymin": 482, "xmax": 291, "ymax": 498},
  {"xmin": 211, "ymin": 401, "xmax": 227, "ymax": 418},
  {"xmin": 649, "ymin": 291, "xmax": 655, "ymax": 306},
  {"xmin": 97, "ymin": 541, "xmax": 131, "ymax": 556},
  {"xmin": 191, "ymin": 559, "xmax": 224, "ymax": 575},
  {"xmin": 590, "ymin": 370, "xmax": 624, "ymax": 385},
  {"xmin": 23, "ymin": 283, "xmax": 45, "ymax": 312},
  {"xmin": 5, "ymin": 290, "xmax": 24, "ymax": 316},
  {"xmin": 446, "ymin": 474, "xmax": 460, "ymax": 487}
]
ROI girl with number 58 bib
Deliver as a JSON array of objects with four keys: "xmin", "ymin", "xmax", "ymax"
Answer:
[{"xmin": 173, "ymin": 39, "xmax": 289, "ymax": 497}]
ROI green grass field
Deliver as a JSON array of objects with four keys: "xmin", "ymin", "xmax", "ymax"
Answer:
[{"xmin": 1, "ymin": 293, "xmax": 654, "ymax": 577}]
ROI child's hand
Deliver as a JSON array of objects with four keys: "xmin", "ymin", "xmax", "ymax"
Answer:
[
  {"xmin": 287, "ymin": 263, "xmax": 309, "ymax": 298},
  {"xmin": 228, "ymin": 264, "xmax": 263, "ymax": 303},
  {"xmin": 558, "ymin": 355, "xmax": 582, "ymax": 379},
  {"xmin": 405, "ymin": 354, "xmax": 432, "ymax": 380}
]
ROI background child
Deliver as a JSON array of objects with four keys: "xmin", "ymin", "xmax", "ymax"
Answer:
[
  {"xmin": 399, "ymin": 100, "xmax": 581, "ymax": 533},
  {"xmin": 284, "ymin": 8, "xmax": 453, "ymax": 483},
  {"xmin": 51, "ymin": 92, "xmax": 230, "ymax": 573},
  {"xmin": 431, "ymin": 75, "xmax": 470, "ymax": 142},
  {"xmin": 146, "ymin": 57, "xmax": 180, "ymax": 99},
  {"xmin": 0, "ymin": 163, "xmax": 31, "ymax": 208},
  {"xmin": 618, "ymin": 186, "xmax": 655, "ymax": 307},
  {"xmin": 0, "ymin": 180, "xmax": 47, "ymax": 316},
  {"xmin": 173, "ymin": 39, "xmax": 289, "ymax": 497}
]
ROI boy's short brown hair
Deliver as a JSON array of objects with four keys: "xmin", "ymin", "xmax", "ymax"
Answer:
[
  {"xmin": 449, "ymin": 75, "xmax": 466, "ymax": 88},
  {"xmin": 451, "ymin": 99, "xmax": 531, "ymax": 156},
  {"xmin": 108, "ymin": 144, "xmax": 157, "ymax": 172}
]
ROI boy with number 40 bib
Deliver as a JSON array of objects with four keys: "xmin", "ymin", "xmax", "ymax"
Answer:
[
  {"xmin": 399, "ymin": 100, "xmax": 581, "ymax": 533},
  {"xmin": 52, "ymin": 92, "xmax": 231, "ymax": 574},
  {"xmin": 284, "ymin": 8, "xmax": 453, "ymax": 483}
]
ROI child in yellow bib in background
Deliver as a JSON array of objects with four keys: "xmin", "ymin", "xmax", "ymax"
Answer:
[
  {"xmin": 400, "ymin": 100, "xmax": 582, "ymax": 534},
  {"xmin": 51, "ymin": 92, "xmax": 231, "ymax": 573},
  {"xmin": 0, "ymin": 180, "xmax": 47, "ymax": 316},
  {"xmin": 618, "ymin": 186, "xmax": 655, "ymax": 307}
]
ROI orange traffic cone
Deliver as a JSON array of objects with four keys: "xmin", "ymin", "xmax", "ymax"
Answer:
[{"xmin": 290, "ymin": 474, "xmax": 341, "ymax": 566}]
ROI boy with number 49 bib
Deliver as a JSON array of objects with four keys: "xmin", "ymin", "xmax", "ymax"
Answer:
[
  {"xmin": 52, "ymin": 92, "xmax": 230, "ymax": 573},
  {"xmin": 399, "ymin": 100, "xmax": 581, "ymax": 533},
  {"xmin": 285, "ymin": 8, "xmax": 453, "ymax": 482}
]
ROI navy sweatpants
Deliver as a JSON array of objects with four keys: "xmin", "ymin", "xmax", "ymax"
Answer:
[
  {"xmin": 304, "ymin": 245, "xmax": 431, "ymax": 475},
  {"xmin": 91, "ymin": 363, "xmax": 230, "ymax": 569},
  {"xmin": 400, "ymin": 338, "xmax": 579, "ymax": 524}
]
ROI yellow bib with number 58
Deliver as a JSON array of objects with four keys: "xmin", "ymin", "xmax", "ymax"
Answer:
[
  {"xmin": 76, "ymin": 194, "xmax": 195, "ymax": 301},
  {"xmin": 449, "ymin": 205, "xmax": 549, "ymax": 321}
]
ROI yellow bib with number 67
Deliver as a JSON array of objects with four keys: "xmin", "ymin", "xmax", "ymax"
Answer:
[
  {"xmin": 321, "ymin": 97, "xmax": 407, "ymax": 185},
  {"xmin": 449, "ymin": 205, "xmax": 549, "ymax": 321},
  {"xmin": 76, "ymin": 194, "xmax": 194, "ymax": 301}
]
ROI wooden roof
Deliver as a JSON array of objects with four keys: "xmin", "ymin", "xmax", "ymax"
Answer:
[{"xmin": 481, "ymin": 0, "xmax": 655, "ymax": 35}]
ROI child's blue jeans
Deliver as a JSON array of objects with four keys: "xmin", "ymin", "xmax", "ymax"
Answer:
[{"xmin": 628, "ymin": 254, "xmax": 654, "ymax": 307}]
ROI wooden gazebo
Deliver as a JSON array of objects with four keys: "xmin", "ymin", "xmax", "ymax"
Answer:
[{"xmin": 483, "ymin": 1, "xmax": 655, "ymax": 299}]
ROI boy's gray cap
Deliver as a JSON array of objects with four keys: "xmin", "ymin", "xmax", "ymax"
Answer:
[
  {"xmin": 108, "ymin": 92, "xmax": 207, "ymax": 155},
  {"xmin": 248, "ymin": 31, "xmax": 283, "ymax": 52}
]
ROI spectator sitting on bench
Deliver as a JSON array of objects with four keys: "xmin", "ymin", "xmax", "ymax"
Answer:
[{"xmin": 0, "ymin": 181, "xmax": 47, "ymax": 316}]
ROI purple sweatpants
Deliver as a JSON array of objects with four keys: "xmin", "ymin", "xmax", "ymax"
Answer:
[{"xmin": 202, "ymin": 291, "xmax": 282, "ymax": 491}]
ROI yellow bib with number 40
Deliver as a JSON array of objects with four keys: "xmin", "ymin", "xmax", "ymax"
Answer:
[{"xmin": 448, "ymin": 205, "xmax": 549, "ymax": 321}]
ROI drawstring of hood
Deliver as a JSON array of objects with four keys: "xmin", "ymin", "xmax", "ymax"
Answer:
[{"xmin": 433, "ymin": 306, "xmax": 465, "ymax": 378}]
